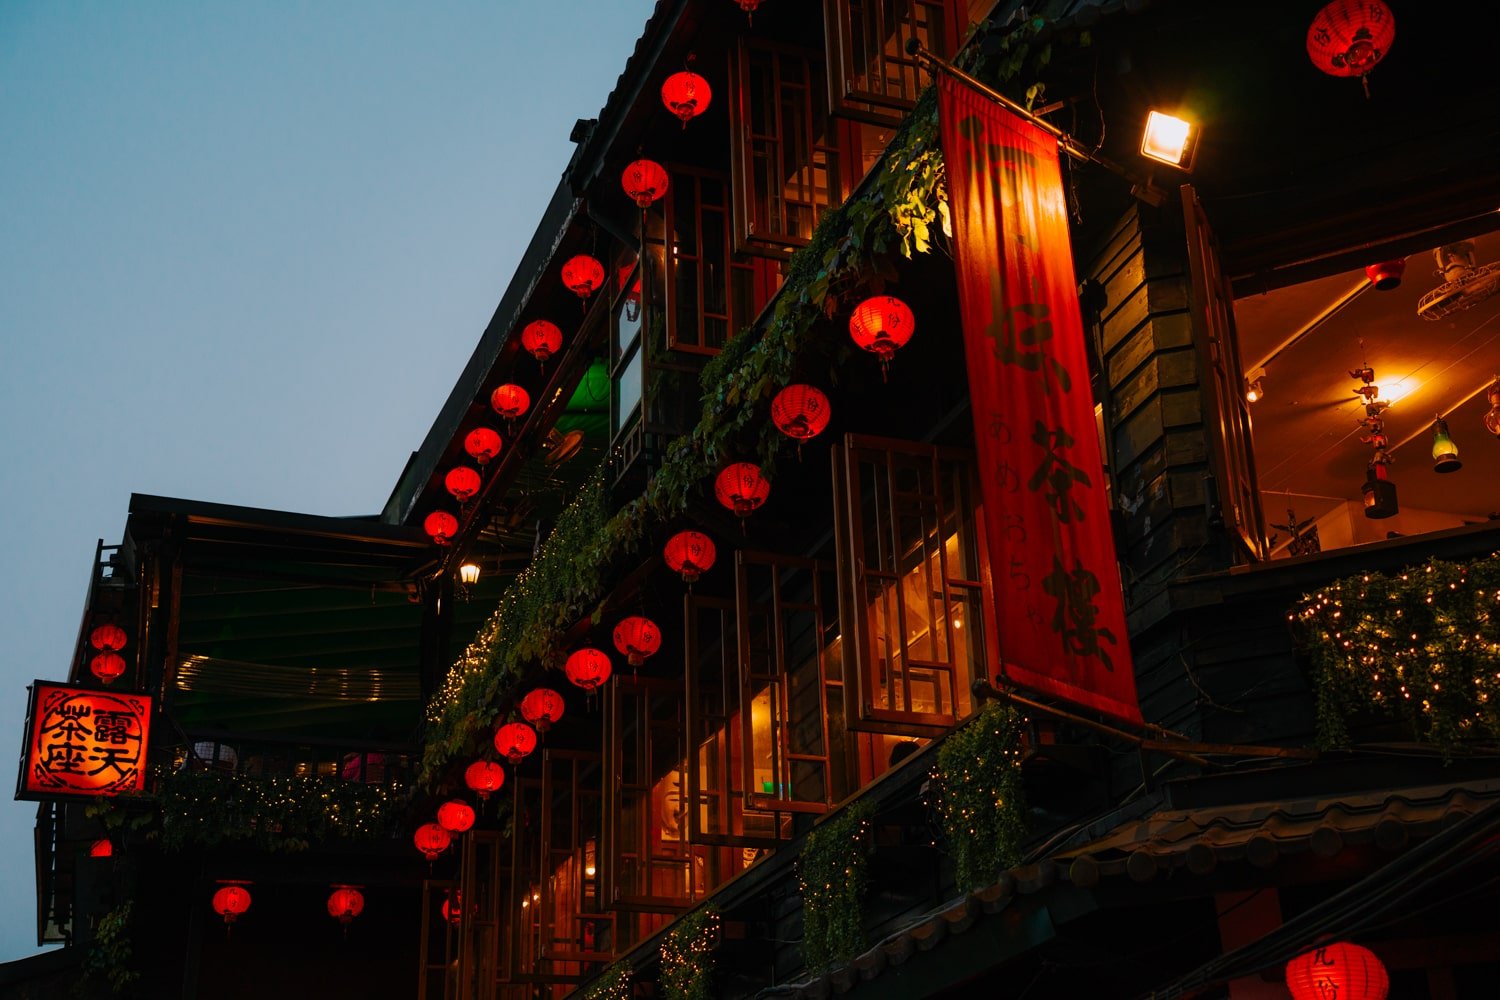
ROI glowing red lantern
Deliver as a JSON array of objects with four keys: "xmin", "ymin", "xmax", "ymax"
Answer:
[
  {"xmin": 621, "ymin": 159, "xmax": 669, "ymax": 208},
  {"xmin": 612, "ymin": 616, "xmax": 662, "ymax": 667},
  {"xmin": 734, "ymin": 0, "xmax": 763, "ymax": 20},
  {"xmin": 212, "ymin": 884, "xmax": 252, "ymax": 926},
  {"xmin": 849, "ymin": 295, "xmax": 915, "ymax": 376},
  {"xmin": 327, "ymin": 886, "xmax": 365, "ymax": 926},
  {"xmin": 414, "ymin": 822, "xmax": 452, "ymax": 861},
  {"xmin": 437, "ymin": 799, "xmax": 476, "ymax": 835},
  {"xmin": 564, "ymin": 648, "xmax": 613, "ymax": 692},
  {"xmin": 663, "ymin": 530, "xmax": 716, "ymax": 585},
  {"xmin": 444, "ymin": 466, "xmax": 482, "ymax": 504},
  {"xmin": 424, "ymin": 510, "xmax": 460, "ymax": 546},
  {"xmin": 521, "ymin": 320, "xmax": 563, "ymax": 363},
  {"xmin": 494, "ymin": 721, "xmax": 538, "ymax": 763},
  {"xmin": 561, "ymin": 255, "xmax": 606, "ymax": 300},
  {"xmin": 90, "ymin": 624, "xmax": 127, "ymax": 652},
  {"xmin": 1307, "ymin": 1, "xmax": 1395, "ymax": 89},
  {"xmin": 519, "ymin": 688, "xmax": 566, "ymax": 733},
  {"xmin": 90, "ymin": 651, "xmax": 127, "ymax": 685},
  {"xmin": 715, "ymin": 462, "xmax": 771, "ymax": 517},
  {"xmin": 1286, "ymin": 942, "xmax": 1388, "ymax": 1000},
  {"xmin": 464, "ymin": 426, "xmax": 503, "ymax": 466},
  {"xmin": 88, "ymin": 838, "xmax": 113, "ymax": 858},
  {"xmin": 662, "ymin": 71, "xmax": 711, "ymax": 127},
  {"xmin": 771, "ymin": 384, "xmax": 831, "ymax": 442},
  {"xmin": 442, "ymin": 890, "xmax": 466, "ymax": 925},
  {"xmin": 464, "ymin": 759, "xmax": 506, "ymax": 800},
  {"xmin": 1365, "ymin": 259, "xmax": 1405, "ymax": 290},
  {"xmin": 490, "ymin": 384, "xmax": 531, "ymax": 421}
]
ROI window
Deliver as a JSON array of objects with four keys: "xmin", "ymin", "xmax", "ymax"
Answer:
[
  {"xmin": 610, "ymin": 254, "xmax": 645, "ymax": 441},
  {"xmin": 824, "ymin": 0, "xmax": 964, "ymax": 126},
  {"xmin": 834, "ymin": 434, "xmax": 995, "ymax": 735}
]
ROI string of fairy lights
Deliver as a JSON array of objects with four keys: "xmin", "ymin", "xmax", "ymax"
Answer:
[
  {"xmin": 155, "ymin": 768, "xmax": 403, "ymax": 851},
  {"xmin": 580, "ymin": 962, "xmax": 632, "ymax": 1000},
  {"xmin": 658, "ymin": 906, "xmax": 720, "ymax": 1000},
  {"xmin": 928, "ymin": 701, "xmax": 1028, "ymax": 892},
  {"xmin": 797, "ymin": 800, "xmax": 872, "ymax": 972}
]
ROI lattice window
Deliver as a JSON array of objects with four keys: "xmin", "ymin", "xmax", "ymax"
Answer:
[{"xmin": 825, "ymin": 0, "xmax": 964, "ymax": 126}]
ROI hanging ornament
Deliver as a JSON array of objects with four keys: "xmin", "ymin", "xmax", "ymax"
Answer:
[
  {"xmin": 436, "ymin": 799, "xmax": 476, "ymax": 835},
  {"xmin": 494, "ymin": 721, "xmax": 538, "ymax": 763},
  {"xmin": 519, "ymin": 688, "xmax": 566, "ymax": 733},
  {"xmin": 490, "ymin": 384, "xmax": 531, "ymax": 422},
  {"xmin": 561, "ymin": 255, "xmax": 606, "ymax": 302},
  {"xmin": 612, "ymin": 616, "xmax": 662, "ymax": 668},
  {"xmin": 521, "ymin": 320, "xmax": 563, "ymax": 364},
  {"xmin": 715, "ymin": 462, "xmax": 771, "ymax": 517},
  {"xmin": 89, "ymin": 624, "xmax": 127, "ymax": 652},
  {"xmin": 621, "ymin": 159, "xmax": 670, "ymax": 208},
  {"xmin": 1306, "ymin": 1, "xmax": 1395, "ymax": 97},
  {"xmin": 327, "ymin": 886, "xmax": 365, "ymax": 930},
  {"xmin": 464, "ymin": 426, "xmax": 503, "ymax": 466},
  {"xmin": 770, "ymin": 384, "xmax": 831, "ymax": 445},
  {"xmin": 1482, "ymin": 378, "xmax": 1500, "ymax": 438},
  {"xmin": 414, "ymin": 822, "xmax": 453, "ymax": 862},
  {"xmin": 1286, "ymin": 942, "xmax": 1388, "ymax": 1000},
  {"xmin": 463, "ymin": 759, "xmax": 506, "ymax": 801},
  {"xmin": 424, "ymin": 510, "xmax": 460, "ymax": 546},
  {"xmin": 663, "ymin": 530, "xmax": 716, "ymax": 585},
  {"xmin": 564, "ymin": 648, "xmax": 614, "ymax": 692},
  {"xmin": 849, "ymin": 295, "xmax": 915, "ymax": 378},
  {"xmin": 734, "ymin": 0, "xmax": 763, "ymax": 23},
  {"xmin": 444, "ymin": 466, "xmax": 482, "ymax": 504},
  {"xmin": 662, "ymin": 69, "xmax": 711, "ymax": 127},
  {"xmin": 90, "ymin": 651, "xmax": 126, "ymax": 685},
  {"xmin": 212, "ymin": 884, "xmax": 252, "ymax": 929}
]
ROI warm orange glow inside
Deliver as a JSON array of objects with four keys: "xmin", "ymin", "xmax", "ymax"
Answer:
[
  {"xmin": 20, "ymin": 683, "xmax": 151, "ymax": 799},
  {"xmin": 1141, "ymin": 111, "xmax": 1196, "ymax": 169}
]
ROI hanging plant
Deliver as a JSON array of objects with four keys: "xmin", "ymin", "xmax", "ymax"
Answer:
[
  {"xmin": 660, "ymin": 905, "xmax": 720, "ymax": 1000},
  {"xmin": 798, "ymin": 799, "xmax": 873, "ymax": 973},
  {"xmin": 82, "ymin": 900, "xmax": 140, "ymax": 996},
  {"xmin": 931, "ymin": 702, "xmax": 1027, "ymax": 891}
]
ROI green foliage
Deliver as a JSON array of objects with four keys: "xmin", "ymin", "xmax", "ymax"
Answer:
[
  {"xmin": 1291, "ymin": 553, "xmax": 1500, "ymax": 751},
  {"xmin": 932, "ymin": 702, "xmax": 1027, "ymax": 891},
  {"xmin": 81, "ymin": 901, "xmax": 139, "ymax": 997},
  {"xmin": 154, "ymin": 769, "xmax": 403, "ymax": 852},
  {"xmin": 582, "ymin": 960, "xmax": 632, "ymax": 1000},
  {"xmin": 798, "ymin": 799, "xmax": 873, "ymax": 973},
  {"xmin": 660, "ymin": 905, "xmax": 719, "ymax": 1000}
]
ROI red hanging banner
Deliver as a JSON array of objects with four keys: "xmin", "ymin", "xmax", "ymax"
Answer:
[
  {"xmin": 16, "ymin": 681, "xmax": 152, "ymax": 800},
  {"xmin": 938, "ymin": 75, "xmax": 1141, "ymax": 724}
]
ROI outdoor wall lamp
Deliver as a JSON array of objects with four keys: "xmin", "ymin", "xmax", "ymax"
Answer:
[
  {"xmin": 1140, "ymin": 110, "xmax": 1199, "ymax": 170},
  {"xmin": 458, "ymin": 561, "xmax": 481, "ymax": 587},
  {"xmin": 1245, "ymin": 367, "xmax": 1267, "ymax": 403},
  {"xmin": 1431, "ymin": 417, "xmax": 1462, "ymax": 473}
]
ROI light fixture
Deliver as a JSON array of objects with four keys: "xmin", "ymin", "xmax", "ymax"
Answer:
[
  {"xmin": 1431, "ymin": 417, "xmax": 1462, "ymax": 473},
  {"xmin": 1361, "ymin": 465, "xmax": 1398, "ymax": 519},
  {"xmin": 1483, "ymin": 378, "xmax": 1500, "ymax": 438},
  {"xmin": 1140, "ymin": 110, "xmax": 1198, "ymax": 170},
  {"xmin": 1245, "ymin": 367, "xmax": 1267, "ymax": 403},
  {"xmin": 458, "ymin": 562, "xmax": 481, "ymax": 587}
]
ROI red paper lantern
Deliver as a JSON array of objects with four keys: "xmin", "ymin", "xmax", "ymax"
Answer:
[
  {"xmin": 663, "ymin": 530, "xmax": 716, "ymax": 585},
  {"xmin": 464, "ymin": 426, "xmax": 503, "ymax": 466},
  {"xmin": 490, "ymin": 384, "xmax": 531, "ymax": 421},
  {"xmin": 662, "ymin": 71, "xmax": 711, "ymax": 126},
  {"xmin": 519, "ymin": 688, "xmax": 566, "ymax": 733},
  {"xmin": 715, "ymin": 462, "xmax": 771, "ymax": 517},
  {"xmin": 561, "ymin": 255, "xmax": 606, "ymax": 300},
  {"xmin": 564, "ymin": 648, "xmax": 613, "ymax": 692},
  {"xmin": 437, "ymin": 799, "xmax": 476, "ymax": 835},
  {"xmin": 1306, "ymin": 1, "xmax": 1395, "ymax": 81},
  {"xmin": 1286, "ymin": 942, "xmax": 1389, "ymax": 1000},
  {"xmin": 464, "ymin": 759, "xmax": 506, "ymax": 800},
  {"xmin": 424, "ymin": 510, "xmax": 460, "ymax": 546},
  {"xmin": 89, "ymin": 623, "xmax": 127, "ymax": 652},
  {"xmin": 849, "ymin": 295, "xmax": 915, "ymax": 373},
  {"xmin": 327, "ymin": 886, "xmax": 365, "ymax": 925},
  {"xmin": 521, "ymin": 320, "xmax": 563, "ymax": 363},
  {"xmin": 414, "ymin": 822, "xmax": 452, "ymax": 861},
  {"xmin": 494, "ymin": 721, "xmax": 538, "ymax": 763},
  {"xmin": 612, "ymin": 616, "xmax": 662, "ymax": 667},
  {"xmin": 90, "ymin": 651, "xmax": 127, "ymax": 685},
  {"xmin": 621, "ymin": 159, "xmax": 669, "ymax": 208},
  {"xmin": 735, "ymin": 0, "xmax": 763, "ymax": 16},
  {"xmin": 444, "ymin": 466, "xmax": 482, "ymax": 504},
  {"xmin": 89, "ymin": 838, "xmax": 113, "ymax": 858},
  {"xmin": 770, "ymin": 384, "xmax": 832, "ymax": 442},
  {"xmin": 212, "ymin": 885, "xmax": 252, "ymax": 925}
]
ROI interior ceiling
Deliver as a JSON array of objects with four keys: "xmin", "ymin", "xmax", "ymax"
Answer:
[{"xmin": 1236, "ymin": 228, "xmax": 1500, "ymax": 529}]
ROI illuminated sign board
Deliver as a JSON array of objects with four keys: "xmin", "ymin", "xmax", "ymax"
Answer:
[{"xmin": 16, "ymin": 682, "xmax": 151, "ymax": 801}]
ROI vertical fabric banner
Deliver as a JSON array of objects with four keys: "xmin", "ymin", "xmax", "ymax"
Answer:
[{"xmin": 938, "ymin": 74, "xmax": 1141, "ymax": 724}]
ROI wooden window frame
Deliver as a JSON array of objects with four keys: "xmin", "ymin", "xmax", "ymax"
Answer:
[{"xmin": 824, "ymin": 0, "xmax": 964, "ymax": 126}]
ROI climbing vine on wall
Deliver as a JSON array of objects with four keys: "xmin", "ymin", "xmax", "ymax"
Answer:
[
  {"xmin": 83, "ymin": 900, "xmax": 140, "ymax": 996},
  {"xmin": 660, "ymin": 905, "xmax": 720, "ymax": 1000},
  {"xmin": 931, "ymin": 701, "xmax": 1028, "ymax": 892},
  {"xmin": 798, "ymin": 799, "xmax": 873, "ymax": 973}
]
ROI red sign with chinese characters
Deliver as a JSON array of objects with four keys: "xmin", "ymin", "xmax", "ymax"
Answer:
[
  {"xmin": 17, "ymin": 682, "xmax": 152, "ymax": 800},
  {"xmin": 938, "ymin": 75, "xmax": 1141, "ymax": 724}
]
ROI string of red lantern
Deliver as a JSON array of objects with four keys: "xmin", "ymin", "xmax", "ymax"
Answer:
[
  {"xmin": 564, "ymin": 648, "xmax": 613, "ymax": 692},
  {"xmin": 90, "ymin": 624, "xmax": 127, "ymax": 652},
  {"xmin": 621, "ymin": 159, "xmax": 669, "ymax": 208},
  {"xmin": 494, "ymin": 721, "xmax": 538, "ymax": 763},
  {"xmin": 444, "ymin": 466, "xmax": 482, "ymax": 504},
  {"xmin": 464, "ymin": 426, "xmax": 503, "ymax": 466},
  {"xmin": 414, "ymin": 822, "xmax": 452, "ymax": 862},
  {"xmin": 519, "ymin": 688, "xmax": 566, "ymax": 733},
  {"xmin": 734, "ymin": 0, "xmax": 763, "ymax": 22},
  {"xmin": 327, "ymin": 886, "xmax": 365, "ymax": 929},
  {"xmin": 521, "ymin": 320, "xmax": 563, "ymax": 363},
  {"xmin": 90, "ymin": 651, "xmax": 126, "ymax": 685},
  {"xmin": 663, "ymin": 530, "xmax": 716, "ymax": 585},
  {"xmin": 715, "ymin": 462, "xmax": 771, "ymax": 517},
  {"xmin": 849, "ymin": 295, "xmax": 915, "ymax": 378},
  {"xmin": 212, "ymin": 884, "xmax": 252, "ymax": 929},
  {"xmin": 490, "ymin": 384, "xmax": 531, "ymax": 422},
  {"xmin": 436, "ymin": 799, "xmax": 476, "ymax": 835},
  {"xmin": 612, "ymin": 616, "xmax": 662, "ymax": 667},
  {"xmin": 1286, "ymin": 942, "xmax": 1388, "ymax": 1000},
  {"xmin": 661, "ymin": 69, "xmax": 711, "ymax": 127},
  {"xmin": 770, "ymin": 384, "xmax": 831, "ymax": 444},
  {"xmin": 1306, "ymin": 1, "xmax": 1394, "ymax": 95},
  {"xmin": 424, "ymin": 510, "xmax": 460, "ymax": 546},
  {"xmin": 561, "ymin": 255, "xmax": 606, "ymax": 302},
  {"xmin": 464, "ymin": 759, "xmax": 506, "ymax": 800}
]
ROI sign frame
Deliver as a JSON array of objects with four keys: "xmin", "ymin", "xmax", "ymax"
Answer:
[{"xmin": 15, "ymin": 680, "xmax": 153, "ymax": 803}]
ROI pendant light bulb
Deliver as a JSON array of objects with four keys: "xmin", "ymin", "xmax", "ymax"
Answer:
[{"xmin": 1431, "ymin": 416, "xmax": 1462, "ymax": 473}]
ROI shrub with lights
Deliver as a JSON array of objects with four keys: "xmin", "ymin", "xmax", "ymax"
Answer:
[
  {"xmin": 660, "ymin": 905, "xmax": 720, "ymax": 1000},
  {"xmin": 798, "ymin": 799, "xmax": 872, "ymax": 974},
  {"xmin": 931, "ymin": 701, "xmax": 1027, "ymax": 891}
]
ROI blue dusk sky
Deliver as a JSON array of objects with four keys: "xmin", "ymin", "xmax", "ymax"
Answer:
[{"xmin": 0, "ymin": 0, "xmax": 657, "ymax": 960}]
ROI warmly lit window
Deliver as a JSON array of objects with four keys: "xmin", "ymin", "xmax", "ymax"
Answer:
[
  {"xmin": 610, "ymin": 254, "xmax": 645, "ymax": 440},
  {"xmin": 824, "ymin": 0, "xmax": 964, "ymax": 126},
  {"xmin": 834, "ymin": 434, "xmax": 994, "ymax": 735}
]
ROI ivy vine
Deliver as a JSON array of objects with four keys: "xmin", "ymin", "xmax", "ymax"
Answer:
[
  {"xmin": 659, "ymin": 905, "xmax": 720, "ymax": 1000},
  {"xmin": 931, "ymin": 701, "xmax": 1028, "ymax": 892},
  {"xmin": 798, "ymin": 799, "xmax": 872, "ymax": 974},
  {"xmin": 82, "ymin": 900, "xmax": 139, "ymax": 996}
]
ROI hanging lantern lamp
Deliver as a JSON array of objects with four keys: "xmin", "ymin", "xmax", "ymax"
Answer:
[
  {"xmin": 212, "ymin": 884, "xmax": 252, "ymax": 928},
  {"xmin": 1306, "ymin": 1, "xmax": 1395, "ymax": 96},
  {"xmin": 521, "ymin": 320, "xmax": 563, "ymax": 364},
  {"xmin": 613, "ymin": 616, "xmax": 662, "ymax": 667},
  {"xmin": 1431, "ymin": 417, "xmax": 1462, "ymax": 473},
  {"xmin": 519, "ymin": 688, "xmax": 566, "ymax": 733},
  {"xmin": 464, "ymin": 426, "xmax": 503, "ymax": 466},
  {"xmin": 622, "ymin": 159, "xmax": 670, "ymax": 208},
  {"xmin": 327, "ymin": 886, "xmax": 365, "ymax": 928},
  {"xmin": 715, "ymin": 462, "xmax": 771, "ymax": 518},
  {"xmin": 414, "ymin": 822, "xmax": 453, "ymax": 862},
  {"xmin": 1482, "ymin": 378, "xmax": 1500, "ymax": 438},
  {"xmin": 1364, "ymin": 259, "xmax": 1405, "ymax": 290},
  {"xmin": 1286, "ymin": 942, "xmax": 1388, "ymax": 1000},
  {"xmin": 663, "ymin": 530, "xmax": 716, "ymax": 585},
  {"xmin": 564, "ymin": 648, "xmax": 613, "ymax": 693},
  {"xmin": 437, "ymin": 799, "xmax": 476, "ymax": 835},
  {"xmin": 561, "ymin": 255, "xmax": 606, "ymax": 301},
  {"xmin": 89, "ymin": 623, "xmax": 127, "ymax": 652},
  {"xmin": 490, "ymin": 384, "xmax": 531, "ymax": 422},
  {"xmin": 90, "ymin": 651, "xmax": 126, "ymax": 685},
  {"xmin": 464, "ymin": 759, "xmax": 506, "ymax": 800},
  {"xmin": 849, "ymin": 295, "xmax": 915, "ymax": 378},
  {"xmin": 662, "ymin": 69, "xmax": 711, "ymax": 127},
  {"xmin": 734, "ymin": 0, "xmax": 764, "ymax": 22},
  {"xmin": 444, "ymin": 466, "xmax": 482, "ymax": 504},
  {"xmin": 494, "ymin": 721, "xmax": 538, "ymax": 763},
  {"xmin": 424, "ymin": 510, "xmax": 460, "ymax": 546},
  {"xmin": 770, "ymin": 384, "xmax": 832, "ymax": 444},
  {"xmin": 442, "ymin": 890, "xmax": 465, "ymax": 925}
]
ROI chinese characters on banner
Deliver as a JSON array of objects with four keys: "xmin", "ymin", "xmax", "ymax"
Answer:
[
  {"xmin": 937, "ymin": 75, "xmax": 1142, "ymax": 724},
  {"xmin": 17, "ymin": 682, "xmax": 152, "ymax": 799}
]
